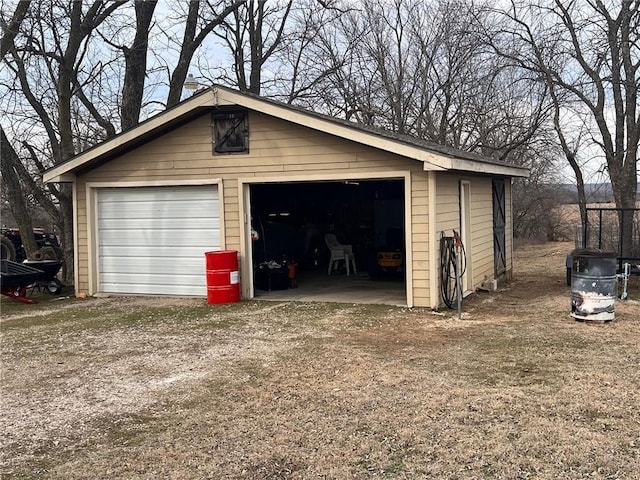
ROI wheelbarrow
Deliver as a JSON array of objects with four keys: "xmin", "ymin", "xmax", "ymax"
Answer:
[
  {"xmin": 22, "ymin": 259, "xmax": 64, "ymax": 294},
  {"xmin": 1, "ymin": 260, "xmax": 44, "ymax": 304}
]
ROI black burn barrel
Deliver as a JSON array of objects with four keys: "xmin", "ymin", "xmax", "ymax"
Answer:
[{"xmin": 570, "ymin": 249, "xmax": 617, "ymax": 322}]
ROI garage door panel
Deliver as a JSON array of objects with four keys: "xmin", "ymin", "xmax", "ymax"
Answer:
[
  {"xmin": 99, "ymin": 186, "xmax": 212, "ymax": 201},
  {"xmin": 97, "ymin": 185, "xmax": 220, "ymax": 296},
  {"xmin": 98, "ymin": 216, "xmax": 219, "ymax": 230},
  {"xmin": 101, "ymin": 272, "xmax": 206, "ymax": 286},
  {"xmin": 100, "ymin": 258, "xmax": 206, "ymax": 274},
  {"xmin": 98, "ymin": 230, "xmax": 220, "ymax": 246},
  {"xmin": 100, "ymin": 282, "xmax": 205, "ymax": 296},
  {"xmin": 99, "ymin": 245, "xmax": 216, "ymax": 258},
  {"xmin": 99, "ymin": 195, "xmax": 217, "ymax": 205},
  {"xmin": 98, "ymin": 200, "xmax": 219, "ymax": 219}
]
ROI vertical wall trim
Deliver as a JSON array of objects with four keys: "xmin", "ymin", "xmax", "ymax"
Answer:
[
  {"xmin": 428, "ymin": 171, "xmax": 438, "ymax": 309},
  {"xmin": 509, "ymin": 178, "xmax": 514, "ymax": 277},
  {"xmin": 237, "ymin": 179, "xmax": 253, "ymax": 299},
  {"xmin": 404, "ymin": 172, "xmax": 413, "ymax": 308},
  {"xmin": 72, "ymin": 181, "xmax": 79, "ymax": 295},
  {"xmin": 460, "ymin": 180, "xmax": 472, "ymax": 293},
  {"xmin": 85, "ymin": 183, "xmax": 96, "ymax": 295},
  {"xmin": 217, "ymin": 179, "xmax": 226, "ymax": 250}
]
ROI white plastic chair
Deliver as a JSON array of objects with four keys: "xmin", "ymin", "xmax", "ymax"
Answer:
[{"xmin": 325, "ymin": 233, "xmax": 357, "ymax": 275}]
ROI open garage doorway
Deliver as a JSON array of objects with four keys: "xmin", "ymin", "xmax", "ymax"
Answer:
[{"xmin": 247, "ymin": 178, "xmax": 407, "ymax": 306}]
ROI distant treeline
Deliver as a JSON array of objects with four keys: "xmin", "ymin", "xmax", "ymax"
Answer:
[{"xmin": 557, "ymin": 184, "xmax": 640, "ymax": 204}]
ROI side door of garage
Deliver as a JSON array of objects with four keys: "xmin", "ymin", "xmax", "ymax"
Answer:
[{"xmin": 97, "ymin": 185, "xmax": 221, "ymax": 296}]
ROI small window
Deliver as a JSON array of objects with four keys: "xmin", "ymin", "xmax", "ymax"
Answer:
[{"xmin": 212, "ymin": 110, "xmax": 249, "ymax": 154}]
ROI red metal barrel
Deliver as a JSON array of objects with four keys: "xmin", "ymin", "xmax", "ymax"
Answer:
[{"xmin": 205, "ymin": 250, "xmax": 240, "ymax": 304}]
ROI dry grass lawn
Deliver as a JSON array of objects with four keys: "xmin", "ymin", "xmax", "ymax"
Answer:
[{"xmin": 1, "ymin": 242, "xmax": 639, "ymax": 479}]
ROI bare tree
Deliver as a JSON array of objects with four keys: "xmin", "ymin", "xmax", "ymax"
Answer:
[
  {"xmin": 490, "ymin": 0, "xmax": 639, "ymax": 253},
  {"xmin": 511, "ymin": 133, "xmax": 568, "ymax": 240},
  {"xmin": 0, "ymin": 0, "xmax": 31, "ymax": 57},
  {"xmin": 120, "ymin": 0, "xmax": 157, "ymax": 131},
  {"xmin": 213, "ymin": 0, "xmax": 294, "ymax": 94},
  {"xmin": 6, "ymin": 0, "xmax": 610, "ymax": 278},
  {"xmin": 0, "ymin": 126, "xmax": 38, "ymax": 257},
  {"xmin": 2, "ymin": 0, "xmax": 248, "ymax": 283},
  {"xmin": 304, "ymin": 0, "xmax": 550, "ymax": 166},
  {"xmin": 290, "ymin": 0, "xmax": 563, "ymax": 242},
  {"xmin": 165, "ymin": 0, "xmax": 244, "ymax": 107},
  {"xmin": 272, "ymin": 0, "xmax": 353, "ymax": 105},
  {"xmin": 3, "ymin": 0, "xmax": 126, "ymax": 282}
]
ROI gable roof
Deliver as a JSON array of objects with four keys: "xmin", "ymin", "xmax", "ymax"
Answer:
[{"xmin": 43, "ymin": 85, "xmax": 529, "ymax": 183}]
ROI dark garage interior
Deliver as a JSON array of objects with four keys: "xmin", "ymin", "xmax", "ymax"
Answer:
[{"xmin": 249, "ymin": 179, "xmax": 407, "ymax": 304}]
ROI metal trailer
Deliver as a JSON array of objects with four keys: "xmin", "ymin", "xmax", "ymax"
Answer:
[
  {"xmin": 1, "ymin": 260, "xmax": 44, "ymax": 304},
  {"xmin": 566, "ymin": 207, "xmax": 640, "ymax": 285},
  {"xmin": 0, "ymin": 259, "xmax": 64, "ymax": 303},
  {"xmin": 23, "ymin": 259, "xmax": 64, "ymax": 294}
]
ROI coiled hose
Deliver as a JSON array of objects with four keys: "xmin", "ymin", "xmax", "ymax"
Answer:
[{"xmin": 440, "ymin": 231, "xmax": 466, "ymax": 309}]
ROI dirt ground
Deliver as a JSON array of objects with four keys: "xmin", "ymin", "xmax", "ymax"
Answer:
[{"xmin": 1, "ymin": 242, "xmax": 639, "ymax": 479}]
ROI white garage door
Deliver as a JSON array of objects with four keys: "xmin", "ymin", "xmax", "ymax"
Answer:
[{"xmin": 97, "ymin": 186, "xmax": 220, "ymax": 296}]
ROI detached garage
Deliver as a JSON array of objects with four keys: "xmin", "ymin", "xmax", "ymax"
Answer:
[{"xmin": 44, "ymin": 85, "xmax": 528, "ymax": 308}]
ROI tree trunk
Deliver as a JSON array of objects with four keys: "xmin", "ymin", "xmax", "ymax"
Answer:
[
  {"xmin": 215, "ymin": 0, "xmax": 293, "ymax": 94},
  {"xmin": 58, "ymin": 185, "xmax": 74, "ymax": 286},
  {"xmin": 0, "ymin": 127, "xmax": 38, "ymax": 258},
  {"xmin": 120, "ymin": 0, "xmax": 157, "ymax": 131},
  {"xmin": 610, "ymin": 148, "xmax": 638, "ymax": 258},
  {"xmin": 166, "ymin": 1, "xmax": 244, "ymax": 108},
  {"xmin": 0, "ymin": 0, "xmax": 31, "ymax": 58}
]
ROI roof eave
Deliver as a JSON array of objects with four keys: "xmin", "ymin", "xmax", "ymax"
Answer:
[
  {"xmin": 443, "ymin": 157, "xmax": 530, "ymax": 178},
  {"xmin": 215, "ymin": 88, "xmax": 454, "ymax": 169},
  {"xmin": 214, "ymin": 87, "xmax": 527, "ymax": 176},
  {"xmin": 43, "ymin": 88, "xmax": 217, "ymax": 183},
  {"xmin": 43, "ymin": 84, "xmax": 530, "ymax": 183},
  {"xmin": 45, "ymin": 173, "xmax": 76, "ymax": 183}
]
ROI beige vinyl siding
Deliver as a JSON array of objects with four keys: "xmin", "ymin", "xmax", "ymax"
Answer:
[
  {"xmin": 75, "ymin": 183, "xmax": 89, "ymax": 292},
  {"xmin": 434, "ymin": 173, "xmax": 496, "ymax": 305},
  {"xmin": 434, "ymin": 174, "xmax": 458, "ymax": 307},
  {"xmin": 223, "ymin": 180, "xmax": 240, "ymax": 252},
  {"xmin": 435, "ymin": 174, "xmax": 461, "ymax": 234},
  {"xmin": 469, "ymin": 178, "xmax": 495, "ymax": 287},
  {"xmin": 75, "ymin": 111, "xmax": 430, "ymax": 304},
  {"xmin": 410, "ymin": 172, "xmax": 430, "ymax": 307}
]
